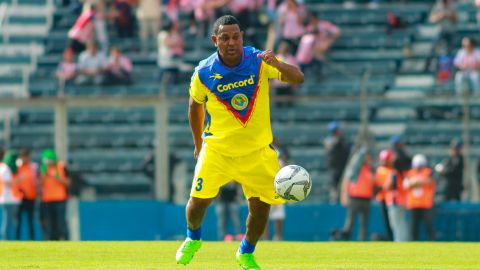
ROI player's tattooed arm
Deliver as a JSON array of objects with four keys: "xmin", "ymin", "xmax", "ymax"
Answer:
[
  {"xmin": 189, "ymin": 97, "xmax": 205, "ymax": 159},
  {"xmin": 257, "ymin": 50, "xmax": 304, "ymax": 84}
]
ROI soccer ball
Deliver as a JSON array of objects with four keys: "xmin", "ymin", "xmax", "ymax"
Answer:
[{"xmin": 274, "ymin": 165, "xmax": 311, "ymax": 202}]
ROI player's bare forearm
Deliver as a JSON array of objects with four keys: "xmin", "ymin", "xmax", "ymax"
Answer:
[
  {"xmin": 257, "ymin": 50, "xmax": 304, "ymax": 84},
  {"xmin": 276, "ymin": 61, "xmax": 304, "ymax": 85},
  {"xmin": 188, "ymin": 97, "xmax": 205, "ymax": 158}
]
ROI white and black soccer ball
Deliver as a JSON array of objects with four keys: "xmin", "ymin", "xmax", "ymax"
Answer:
[{"xmin": 274, "ymin": 165, "xmax": 311, "ymax": 202}]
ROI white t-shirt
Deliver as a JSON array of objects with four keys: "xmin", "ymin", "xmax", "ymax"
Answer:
[{"xmin": 0, "ymin": 163, "xmax": 19, "ymax": 204}]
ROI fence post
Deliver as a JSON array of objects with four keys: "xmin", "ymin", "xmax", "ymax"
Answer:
[
  {"xmin": 154, "ymin": 97, "xmax": 169, "ymax": 200},
  {"xmin": 54, "ymin": 97, "xmax": 68, "ymax": 162},
  {"xmin": 462, "ymin": 83, "xmax": 471, "ymax": 201}
]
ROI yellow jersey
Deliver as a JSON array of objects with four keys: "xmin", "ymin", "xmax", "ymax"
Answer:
[{"xmin": 189, "ymin": 46, "xmax": 282, "ymax": 156}]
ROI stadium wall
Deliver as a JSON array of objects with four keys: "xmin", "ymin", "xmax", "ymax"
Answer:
[{"xmin": 4, "ymin": 201, "xmax": 480, "ymax": 241}]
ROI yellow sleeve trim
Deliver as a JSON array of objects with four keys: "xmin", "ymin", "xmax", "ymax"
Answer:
[{"xmin": 189, "ymin": 88, "xmax": 205, "ymax": 104}]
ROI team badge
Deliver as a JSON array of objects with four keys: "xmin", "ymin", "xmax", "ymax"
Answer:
[{"xmin": 231, "ymin": 94, "xmax": 249, "ymax": 111}]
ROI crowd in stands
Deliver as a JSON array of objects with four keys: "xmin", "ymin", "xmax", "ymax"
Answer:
[
  {"xmin": 0, "ymin": 149, "xmax": 72, "ymax": 240},
  {"xmin": 57, "ymin": 41, "xmax": 133, "ymax": 87},
  {"xmin": 56, "ymin": 0, "xmax": 344, "ymax": 101},
  {"xmin": 56, "ymin": 0, "xmax": 480, "ymax": 98},
  {"xmin": 429, "ymin": 0, "xmax": 480, "ymax": 95}
]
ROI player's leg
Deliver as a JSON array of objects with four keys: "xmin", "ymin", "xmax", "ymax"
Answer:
[
  {"xmin": 176, "ymin": 145, "xmax": 230, "ymax": 265},
  {"xmin": 235, "ymin": 146, "xmax": 284, "ymax": 269},
  {"xmin": 176, "ymin": 197, "xmax": 213, "ymax": 265},
  {"xmin": 236, "ymin": 197, "xmax": 270, "ymax": 270},
  {"xmin": 245, "ymin": 197, "xmax": 270, "ymax": 245},
  {"xmin": 186, "ymin": 197, "xmax": 213, "ymax": 230}
]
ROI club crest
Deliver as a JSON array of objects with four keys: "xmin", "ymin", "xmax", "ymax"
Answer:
[{"xmin": 231, "ymin": 94, "xmax": 249, "ymax": 111}]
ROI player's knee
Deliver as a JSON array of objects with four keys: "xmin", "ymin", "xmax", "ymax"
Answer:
[
  {"xmin": 247, "ymin": 197, "xmax": 270, "ymax": 216},
  {"xmin": 188, "ymin": 197, "xmax": 214, "ymax": 211}
]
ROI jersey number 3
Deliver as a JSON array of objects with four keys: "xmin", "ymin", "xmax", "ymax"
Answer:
[{"xmin": 195, "ymin": 178, "xmax": 203, "ymax": 191}]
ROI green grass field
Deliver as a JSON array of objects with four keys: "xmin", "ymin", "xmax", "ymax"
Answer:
[{"xmin": 1, "ymin": 241, "xmax": 480, "ymax": 270}]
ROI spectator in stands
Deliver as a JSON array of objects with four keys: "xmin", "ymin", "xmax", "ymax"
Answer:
[
  {"xmin": 157, "ymin": 20, "xmax": 184, "ymax": 87},
  {"xmin": 404, "ymin": 154, "xmax": 436, "ymax": 241},
  {"xmin": 15, "ymin": 149, "xmax": 38, "ymax": 240},
  {"xmin": 375, "ymin": 149, "xmax": 395, "ymax": 241},
  {"xmin": 76, "ymin": 41, "xmax": 107, "ymax": 86},
  {"xmin": 307, "ymin": 12, "xmax": 340, "ymax": 58},
  {"xmin": 103, "ymin": 46, "xmax": 133, "ymax": 85},
  {"xmin": 324, "ymin": 121, "xmax": 351, "ymax": 203},
  {"xmin": 264, "ymin": 0, "xmax": 280, "ymax": 50},
  {"xmin": 110, "ymin": 0, "xmax": 135, "ymax": 38},
  {"xmin": 0, "ymin": 151, "xmax": 21, "ymax": 240},
  {"xmin": 454, "ymin": 37, "xmax": 480, "ymax": 95},
  {"xmin": 272, "ymin": 42, "xmax": 297, "ymax": 107},
  {"xmin": 216, "ymin": 182, "xmax": 242, "ymax": 241},
  {"xmin": 40, "ymin": 149, "xmax": 70, "ymax": 240},
  {"xmin": 277, "ymin": 0, "xmax": 306, "ymax": 52},
  {"xmin": 297, "ymin": 12, "xmax": 341, "ymax": 78},
  {"xmin": 435, "ymin": 139, "xmax": 464, "ymax": 201},
  {"xmin": 295, "ymin": 29, "xmax": 317, "ymax": 76},
  {"xmin": 223, "ymin": 0, "xmax": 259, "ymax": 48},
  {"xmin": 56, "ymin": 48, "xmax": 77, "ymax": 87},
  {"xmin": 339, "ymin": 147, "xmax": 375, "ymax": 241},
  {"xmin": 92, "ymin": 0, "xmax": 109, "ymax": 54},
  {"xmin": 476, "ymin": 0, "xmax": 480, "ymax": 27},
  {"xmin": 429, "ymin": 0, "xmax": 457, "ymax": 59},
  {"xmin": 67, "ymin": 2, "xmax": 95, "ymax": 54},
  {"xmin": 136, "ymin": 0, "xmax": 162, "ymax": 54},
  {"xmin": 176, "ymin": 0, "xmax": 217, "ymax": 41},
  {"xmin": 386, "ymin": 12, "xmax": 409, "ymax": 35},
  {"xmin": 168, "ymin": 0, "xmax": 196, "ymax": 35}
]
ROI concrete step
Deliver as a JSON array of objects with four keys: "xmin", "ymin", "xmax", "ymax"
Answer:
[
  {"xmin": 0, "ymin": 43, "xmax": 44, "ymax": 55},
  {"xmin": 1, "ymin": 25, "xmax": 48, "ymax": 36},
  {"xmin": 9, "ymin": 5, "xmax": 52, "ymax": 16},
  {"xmin": 395, "ymin": 75, "xmax": 435, "ymax": 88}
]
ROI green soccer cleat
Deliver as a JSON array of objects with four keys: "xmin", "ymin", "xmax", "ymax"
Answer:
[
  {"xmin": 236, "ymin": 249, "xmax": 261, "ymax": 270},
  {"xmin": 176, "ymin": 237, "xmax": 202, "ymax": 265}
]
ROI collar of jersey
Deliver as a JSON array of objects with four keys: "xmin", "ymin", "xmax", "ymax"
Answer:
[{"xmin": 215, "ymin": 48, "xmax": 245, "ymax": 71}]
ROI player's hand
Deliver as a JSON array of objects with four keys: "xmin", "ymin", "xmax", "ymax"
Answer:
[{"xmin": 257, "ymin": 50, "xmax": 280, "ymax": 68}]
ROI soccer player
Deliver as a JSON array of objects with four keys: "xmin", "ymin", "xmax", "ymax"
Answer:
[{"xmin": 175, "ymin": 15, "xmax": 304, "ymax": 269}]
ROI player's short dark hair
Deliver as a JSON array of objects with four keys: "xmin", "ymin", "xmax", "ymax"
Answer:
[{"xmin": 213, "ymin": 15, "xmax": 241, "ymax": 35}]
